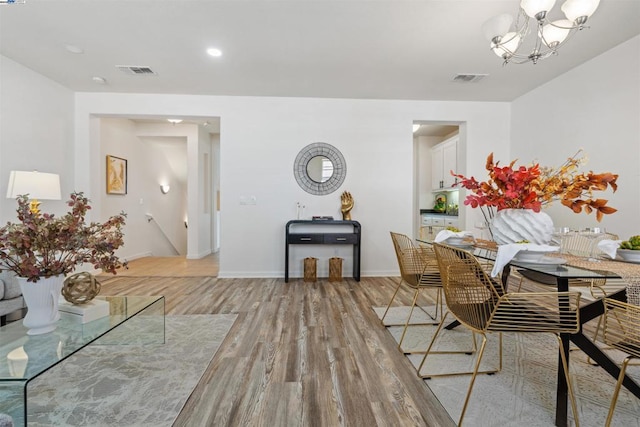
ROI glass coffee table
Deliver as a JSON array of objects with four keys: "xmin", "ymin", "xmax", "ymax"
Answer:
[{"xmin": 0, "ymin": 295, "xmax": 164, "ymax": 426}]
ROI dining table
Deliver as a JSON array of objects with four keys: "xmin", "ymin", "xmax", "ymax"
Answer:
[{"xmin": 418, "ymin": 239, "xmax": 640, "ymax": 427}]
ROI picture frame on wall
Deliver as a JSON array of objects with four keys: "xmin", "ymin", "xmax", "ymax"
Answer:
[{"xmin": 106, "ymin": 155, "xmax": 127, "ymax": 195}]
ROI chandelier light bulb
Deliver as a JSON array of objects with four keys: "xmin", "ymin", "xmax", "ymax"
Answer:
[
  {"xmin": 541, "ymin": 19, "xmax": 573, "ymax": 47},
  {"xmin": 492, "ymin": 32, "xmax": 521, "ymax": 58},
  {"xmin": 481, "ymin": 13, "xmax": 513, "ymax": 41},
  {"xmin": 521, "ymin": 0, "xmax": 557, "ymax": 19},
  {"xmin": 561, "ymin": 0, "xmax": 601, "ymax": 23}
]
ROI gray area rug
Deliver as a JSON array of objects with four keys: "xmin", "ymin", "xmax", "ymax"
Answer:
[
  {"xmin": 374, "ymin": 306, "xmax": 640, "ymax": 427},
  {"xmin": 27, "ymin": 314, "xmax": 237, "ymax": 426}
]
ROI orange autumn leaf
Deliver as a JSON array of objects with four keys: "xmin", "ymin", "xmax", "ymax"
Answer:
[{"xmin": 454, "ymin": 150, "xmax": 618, "ymax": 221}]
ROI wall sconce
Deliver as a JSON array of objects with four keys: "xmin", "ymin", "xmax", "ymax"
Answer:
[{"xmin": 160, "ymin": 184, "xmax": 170, "ymax": 194}]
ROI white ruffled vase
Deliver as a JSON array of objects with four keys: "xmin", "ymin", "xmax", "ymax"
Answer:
[
  {"xmin": 489, "ymin": 209, "xmax": 554, "ymax": 245},
  {"xmin": 18, "ymin": 274, "xmax": 64, "ymax": 335}
]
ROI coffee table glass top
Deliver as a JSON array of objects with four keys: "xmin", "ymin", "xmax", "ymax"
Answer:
[{"xmin": 0, "ymin": 295, "xmax": 164, "ymax": 382}]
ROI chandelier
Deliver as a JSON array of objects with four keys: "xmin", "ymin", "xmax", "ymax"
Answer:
[{"xmin": 482, "ymin": 0, "xmax": 600, "ymax": 65}]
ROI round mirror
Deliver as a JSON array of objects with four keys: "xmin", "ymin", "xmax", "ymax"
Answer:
[
  {"xmin": 294, "ymin": 142, "xmax": 346, "ymax": 195},
  {"xmin": 306, "ymin": 155, "xmax": 334, "ymax": 183}
]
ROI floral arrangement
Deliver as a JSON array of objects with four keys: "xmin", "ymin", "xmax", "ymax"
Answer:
[
  {"xmin": 452, "ymin": 150, "xmax": 618, "ymax": 222},
  {"xmin": 0, "ymin": 192, "xmax": 127, "ymax": 282}
]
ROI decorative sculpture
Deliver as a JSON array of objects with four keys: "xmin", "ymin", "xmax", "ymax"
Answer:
[
  {"xmin": 341, "ymin": 191, "xmax": 354, "ymax": 220},
  {"xmin": 62, "ymin": 271, "xmax": 101, "ymax": 305}
]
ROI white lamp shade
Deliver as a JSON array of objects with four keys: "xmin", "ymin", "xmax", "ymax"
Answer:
[
  {"xmin": 541, "ymin": 19, "xmax": 573, "ymax": 46},
  {"xmin": 482, "ymin": 13, "xmax": 513, "ymax": 41},
  {"xmin": 561, "ymin": 0, "xmax": 600, "ymax": 22},
  {"xmin": 492, "ymin": 32, "xmax": 521, "ymax": 58},
  {"xmin": 521, "ymin": 0, "xmax": 557, "ymax": 18},
  {"xmin": 6, "ymin": 171, "xmax": 61, "ymax": 200}
]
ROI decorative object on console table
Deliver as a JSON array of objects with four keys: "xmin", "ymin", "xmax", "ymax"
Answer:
[
  {"xmin": 452, "ymin": 149, "xmax": 618, "ymax": 244},
  {"xmin": 340, "ymin": 191, "xmax": 354, "ymax": 220},
  {"xmin": 0, "ymin": 192, "xmax": 127, "ymax": 335}
]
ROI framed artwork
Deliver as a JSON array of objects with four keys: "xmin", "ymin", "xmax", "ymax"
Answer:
[{"xmin": 106, "ymin": 155, "xmax": 128, "ymax": 195}]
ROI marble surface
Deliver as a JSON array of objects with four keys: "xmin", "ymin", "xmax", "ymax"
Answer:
[{"xmin": 26, "ymin": 314, "xmax": 237, "ymax": 426}]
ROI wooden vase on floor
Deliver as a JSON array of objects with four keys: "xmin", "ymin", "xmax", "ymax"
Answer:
[
  {"xmin": 303, "ymin": 257, "xmax": 317, "ymax": 282},
  {"xmin": 329, "ymin": 257, "xmax": 343, "ymax": 282}
]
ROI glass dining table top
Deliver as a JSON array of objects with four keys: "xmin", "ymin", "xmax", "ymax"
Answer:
[{"xmin": 417, "ymin": 240, "xmax": 621, "ymax": 281}]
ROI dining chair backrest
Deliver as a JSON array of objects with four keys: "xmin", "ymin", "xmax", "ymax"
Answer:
[
  {"xmin": 390, "ymin": 232, "xmax": 439, "ymax": 289},
  {"xmin": 432, "ymin": 243, "xmax": 503, "ymax": 332},
  {"xmin": 603, "ymin": 298, "xmax": 640, "ymax": 357},
  {"xmin": 561, "ymin": 232, "xmax": 619, "ymax": 257}
]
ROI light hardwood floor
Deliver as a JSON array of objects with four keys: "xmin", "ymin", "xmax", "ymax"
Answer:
[{"xmin": 97, "ymin": 255, "xmax": 454, "ymax": 427}]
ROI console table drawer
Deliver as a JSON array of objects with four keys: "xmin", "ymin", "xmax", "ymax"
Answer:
[
  {"xmin": 324, "ymin": 234, "xmax": 357, "ymax": 244},
  {"xmin": 288, "ymin": 234, "xmax": 324, "ymax": 244}
]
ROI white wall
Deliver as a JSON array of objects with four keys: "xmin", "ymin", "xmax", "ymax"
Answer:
[
  {"xmin": 511, "ymin": 36, "xmax": 640, "ymax": 238},
  {"xmin": 4, "ymin": 36, "xmax": 637, "ymax": 278},
  {"xmin": 0, "ymin": 55, "xmax": 74, "ymax": 221},
  {"xmin": 74, "ymin": 94, "xmax": 510, "ymax": 277}
]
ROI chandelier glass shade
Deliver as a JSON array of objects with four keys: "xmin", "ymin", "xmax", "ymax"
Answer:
[{"xmin": 482, "ymin": 0, "xmax": 600, "ymax": 65}]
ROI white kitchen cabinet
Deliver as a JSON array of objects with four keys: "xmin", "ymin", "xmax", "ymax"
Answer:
[
  {"xmin": 431, "ymin": 137, "xmax": 458, "ymax": 190},
  {"xmin": 420, "ymin": 214, "xmax": 457, "ymax": 240},
  {"xmin": 444, "ymin": 218, "xmax": 459, "ymax": 228}
]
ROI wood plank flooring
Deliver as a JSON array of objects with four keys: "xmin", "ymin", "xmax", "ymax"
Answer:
[{"xmin": 97, "ymin": 256, "xmax": 454, "ymax": 427}]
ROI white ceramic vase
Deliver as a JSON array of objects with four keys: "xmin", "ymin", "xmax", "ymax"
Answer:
[
  {"xmin": 489, "ymin": 209, "xmax": 554, "ymax": 245},
  {"xmin": 18, "ymin": 274, "xmax": 64, "ymax": 335}
]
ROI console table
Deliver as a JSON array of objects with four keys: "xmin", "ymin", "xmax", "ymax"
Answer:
[
  {"xmin": 0, "ymin": 295, "xmax": 165, "ymax": 426},
  {"xmin": 285, "ymin": 220, "xmax": 361, "ymax": 282}
]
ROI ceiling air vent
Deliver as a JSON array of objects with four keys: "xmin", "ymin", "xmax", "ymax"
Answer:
[
  {"xmin": 116, "ymin": 65, "xmax": 157, "ymax": 75},
  {"xmin": 452, "ymin": 73, "xmax": 487, "ymax": 83}
]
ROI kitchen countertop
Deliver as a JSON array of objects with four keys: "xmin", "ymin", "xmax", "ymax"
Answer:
[{"xmin": 420, "ymin": 209, "xmax": 458, "ymax": 217}]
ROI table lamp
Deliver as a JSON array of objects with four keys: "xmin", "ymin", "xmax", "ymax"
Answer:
[{"xmin": 6, "ymin": 170, "xmax": 62, "ymax": 214}]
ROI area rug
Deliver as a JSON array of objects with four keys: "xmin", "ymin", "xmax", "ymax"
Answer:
[
  {"xmin": 374, "ymin": 306, "xmax": 640, "ymax": 427},
  {"xmin": 26, "ymin": 314, "xmax": 237, "ymax": 426}
]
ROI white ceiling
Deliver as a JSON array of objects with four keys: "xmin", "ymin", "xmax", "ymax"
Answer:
[{"xmin": 1, "ymin": 0, "xmax": 638, "ymax": 103}]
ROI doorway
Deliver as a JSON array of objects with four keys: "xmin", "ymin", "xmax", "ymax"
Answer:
[{"xmin": 413, "ymin": 122, "xmax": 461, "ymax": 240}]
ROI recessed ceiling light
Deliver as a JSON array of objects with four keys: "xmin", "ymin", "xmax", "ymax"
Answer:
[
  {"xmin": 65, "ymin": 44, "xmax": 84, "ymax": 54},
  {"xmin": 207, "ymin": 48, "xmax": 222, "ymax": 57},
  {"xmin": 92, "ymin": 76, "xmax": 107, "ymax": 85},
  {"xmin": 167, "ymin": 119, "xmax": 183, "ymax": 124},
  {"xmin": 413, "ymin": 124, "xmax": 421, "ymax": 133}
]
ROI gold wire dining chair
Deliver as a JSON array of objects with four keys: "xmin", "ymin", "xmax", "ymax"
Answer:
[
  {"xmin": 561, "ymin": 231, "xmax": 619, "ymax": 257},
  {"xmin": 419, "ymin": 243, "xmax": 582, "ymax": 426},
  {"xmin": 602, "ymin": 297, "xmax": 640, "ymax": 426},
  {"xmin": 381, "ymin": 232, "xmax": 444, "ymax": 353}
]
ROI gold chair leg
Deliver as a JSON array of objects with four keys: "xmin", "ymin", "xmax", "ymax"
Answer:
[
  {"xmin": 458, "ymin": 334, "xmax": 489, "ymax": 426},
  {"xmin": 397, "ymin": 287, "xmax": 421, "ymax": 350},
  {"xmin": 417, "ymin": 316, "xmax": 496, "ymax": 379},
  {"xmin": 605, "ymin": 357, "xmax": 633, "ymax": 427},
  {"xmin": 380, "ymin": 278, "xmax": 403, "ymax": 324},
  {"xmin": 555, "ymin": 335, "xmax": 580, "ymax": 427}
]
